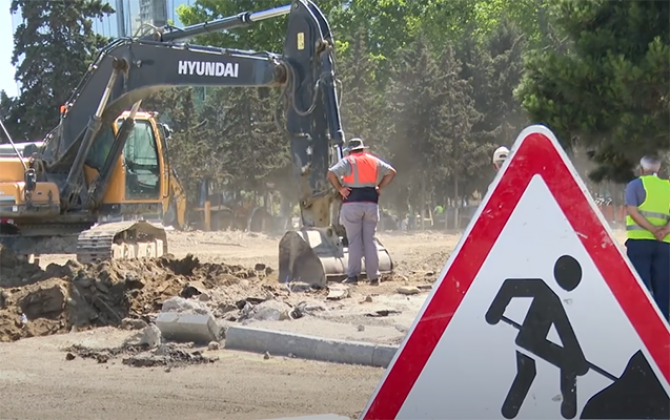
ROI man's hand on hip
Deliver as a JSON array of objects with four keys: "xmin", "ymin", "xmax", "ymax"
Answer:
[
  {"xmin": 338, "ymin": 186, "xmax": 351, "ymax": 198},
  {"xmin": 376, "ymin": 186, "xmax": 380, "ymax": 196}
]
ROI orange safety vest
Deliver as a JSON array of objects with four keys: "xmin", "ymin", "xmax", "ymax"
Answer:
[{"xmin": 342, "ymin": 153, "xmax": 379, "ymax": 186}]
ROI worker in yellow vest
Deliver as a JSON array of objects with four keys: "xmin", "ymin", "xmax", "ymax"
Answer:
[{"xmin": 625, "ymin": 156, "xmax": 670, "ymax": 321}]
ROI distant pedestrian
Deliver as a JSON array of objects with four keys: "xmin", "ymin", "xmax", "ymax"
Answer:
[
  {"xmin": 493, "ymin": 146, "xmax": 510, "ymax": 171},
  {"xmin": 625, "ymin": 155, "xmax": 670, "ymax": 321},
  {"xmin": 327, "ymin": 138, "xmax": 396, "ymax": 285},
  {"xmin": 488, "ymin": 146, "xmax": 510, "ymax": 194}
]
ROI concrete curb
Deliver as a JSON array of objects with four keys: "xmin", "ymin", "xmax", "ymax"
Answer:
[{"xmin": 225, "ymin": 325, "xmax": 398, "ymax": 368}]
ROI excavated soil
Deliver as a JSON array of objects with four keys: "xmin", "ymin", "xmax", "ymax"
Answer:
[{"xmin": 0, "ymin": 244, "xmax": 280, "ymax": 342}]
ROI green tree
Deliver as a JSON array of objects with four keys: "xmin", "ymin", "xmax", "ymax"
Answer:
[
  {"xmin": 456, "ymin": 33, "xmax": 495, "ymax": 140},
  {"xmin": 434, "ymin": 44, "xmax": 488, "ymax": 207},
  {"xmin": 418, "ymin": 0, "xmax": 553, "ymax": 51},
  {"xmin": 142, "ymin": 88, "xmax": 205, "ymax": 197},
  {"xmin": 0, "ymin": 91, "xmax": 24, "ymax": 142},
  {"xmin": 516, "ymin": 0, "xmax": 670, "ymax": 182},
  {"xmin": 6, "ymin": 0, "xmax": 114, "ymax": 141},
  {"xmin": 483, "ymin": 17, "xmax": 529, "ymax": 146},
  {"xmin": 384, "ymin": 34, "xmax": 446, "ymax": 226},
  {"xmin": 337, "ymin": 24, "xmax": 381, "ymax": 146}
]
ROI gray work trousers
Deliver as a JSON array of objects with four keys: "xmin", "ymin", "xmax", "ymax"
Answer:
[{"xmin": 340, "ymin": 202, "xmax": 380, "ymax": 280}]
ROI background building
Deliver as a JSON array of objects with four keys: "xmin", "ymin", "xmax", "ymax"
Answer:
[
  {"xmin": 9, "ymin": 0, "xmax": 194, "ymax": 39},
  {"xmin": 95, "ymin": 0, "xmax": 195, "ymax": 38},
  {"xmin": 8, "ymin": 10, "xmax": 22, "ymax": 95}
]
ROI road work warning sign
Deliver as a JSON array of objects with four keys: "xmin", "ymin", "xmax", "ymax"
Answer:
[{"xmin": 360, "ymin": 125, "xmax": 670, "ymax": 420}]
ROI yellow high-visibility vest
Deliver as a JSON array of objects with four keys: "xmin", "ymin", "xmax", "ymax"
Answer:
[{"xmin": 626, "ymin": 175, "xmax": 670, "ymax": 243}]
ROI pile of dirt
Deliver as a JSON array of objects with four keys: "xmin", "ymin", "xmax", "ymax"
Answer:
[{"xmin": 0, "ymin": 247, "xmax": 281, "ymax": 342}]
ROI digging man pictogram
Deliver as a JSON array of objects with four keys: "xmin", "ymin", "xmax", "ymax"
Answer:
[{"xmin": 485, "ymin": 255, "xmax": 589, "ymax": 419}]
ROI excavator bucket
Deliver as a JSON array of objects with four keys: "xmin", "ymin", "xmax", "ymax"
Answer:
[{"xmin": 278, "ymin": 227, "xmax": 393, "ymax": 288}]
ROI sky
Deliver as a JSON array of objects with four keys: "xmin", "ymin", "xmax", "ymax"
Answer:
[{"xmin": 0, "ymin": 11, "xmax": 18, "ymax": 97}]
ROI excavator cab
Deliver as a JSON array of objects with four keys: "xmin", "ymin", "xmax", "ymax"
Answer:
[{"xmin": 85, "ymin": 111, "xmax": 169, "ymax": 222}]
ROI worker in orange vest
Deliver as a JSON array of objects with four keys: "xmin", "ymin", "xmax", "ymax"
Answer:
[{"xmin": 327, "ymin": 138, "xmax": 396, "ymax": 285}]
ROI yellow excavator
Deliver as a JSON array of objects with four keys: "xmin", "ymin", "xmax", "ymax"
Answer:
[{"xmin": 0, "ymin": 0, "xmax": 393, "ymax": 287}]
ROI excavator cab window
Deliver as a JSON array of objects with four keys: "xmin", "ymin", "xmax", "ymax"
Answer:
[
  {"xmin": 123, "ymin": 120, "xmax": 160, "ymax": 200},
  {"xmin": 85, "ymin": 127, "xmax": 115, "ymax": 170}
]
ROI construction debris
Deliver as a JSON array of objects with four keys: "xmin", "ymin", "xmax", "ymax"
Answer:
[
  {"xmin": 156, "ymin": 311, "xmax": 221, "ymax": 344},
  {"xmin": 65, "ymin": 338, "xmax": 218, "ymax": 368},
  {"xmin": 326, "ymin": 285, "xmax": 349, "ymax": 300},
  {"xmin": 396, "ymin": 286, "xmax": 421, "ymax": 295},
  {"xmin": 0, "ymin": 247, "xmax": 283, "ymax": 342}
]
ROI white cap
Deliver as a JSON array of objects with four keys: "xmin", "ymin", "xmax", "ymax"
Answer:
[{"xmin": 492, "ymin": 146, "xmax": 510, "ymax": 166}]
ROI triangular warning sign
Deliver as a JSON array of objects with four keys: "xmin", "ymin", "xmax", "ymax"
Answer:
[{"xmin": 361, "ymin": 125, "xmax": 670, "ymax": 420}]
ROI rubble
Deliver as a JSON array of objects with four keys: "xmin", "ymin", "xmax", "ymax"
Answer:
[
  {"xmin": 161, "ymin": 296, "xmax": 211, "ymax": 315},
  {"xmin": 396, "ymin": 286, "xmax": 421, "ymax": 295},
  {"xmin": 0, "ymin": 242, "xmax": 419, "ymax": 347},
  {"xmin": 241, "ymin": 299, "xmax": 292, "ymax": 322},
  {"xmin": 0, "ymin": 249, "xmax": 284, "ymax": 342},
  {"xmin": 139, "ymin": 324, "xmax": 162, "ymax": 348},
  {"xmin": 65, "ymin": 338, "xmax": 218, "ymax": 368},
  {"xmin": 156, "ymin": 312, "xmax": 221, "ymax": 344},
  {"xmin": 123, "ymin": 345, "xmax": 217, "ymax": 368},
  {"xmin": 326, "ymin": 285, "xmax": 349, "ymax": 300},
  {"xmin": 120, "ymin": 317, "xmax": 148, "ymax": 330}
]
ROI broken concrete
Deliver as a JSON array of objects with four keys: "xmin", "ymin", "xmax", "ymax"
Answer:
[
  {"xmin": 120, "ymin": 317, "xmax": 148, "ymax": 330},
  {"xmin": 161, "ymin": 296, "xmax": 211, "ymax": 315},
  {"xmin": 156, "ymin": 312, "xmax": 221, "ymax": 344},
  {"xmin": 241, "ymin": 299, "xmax": 292, "ymax": 322},
  {"xmin": 326, "ymin": 285, "xmax": 349, "ymax": 300},
  {"xmin": 123, "ymin": 324, "xmax": 162, "ymax": 349},
  {"xmin": 396, "ymin": 285, "xmax": 421, "ymax": 295}
]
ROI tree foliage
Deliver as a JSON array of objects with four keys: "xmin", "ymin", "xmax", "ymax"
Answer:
[
  {"xmin": 1, "ymin": 0, "xmax": 114, "ymax": 141},
  {"xmin": 516, "ymin": 0, "xmax": 670, "ymax": 182}
]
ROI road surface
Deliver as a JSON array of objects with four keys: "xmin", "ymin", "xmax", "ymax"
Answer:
[{"xmin": 0, "ymin": 328, "xmax": 383, "ymax": 420}]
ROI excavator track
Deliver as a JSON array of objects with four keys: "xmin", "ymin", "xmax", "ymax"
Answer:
[{"xmin": 76, "ymin": 220, "xmax": 168, "ymax": 265}]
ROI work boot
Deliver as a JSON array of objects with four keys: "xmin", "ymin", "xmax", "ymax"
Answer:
[
  {"xmin": 369, "ymin": 278, "xmax": 380, "ymax": 286},
  {"xmin": 342, "ymin": 276, "xmax": 358, "ymax": 285}
]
